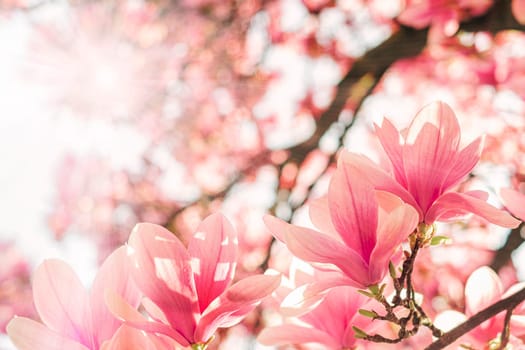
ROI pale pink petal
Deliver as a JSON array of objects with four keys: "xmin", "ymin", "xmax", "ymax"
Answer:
[
  {"xmin": 195, "ymin": 274, "xmax": 281, "ymax": 342},
  {"xmin": 91, "ymin": 246, "xmax": 141, "ymax": 345},
  {"xmin": 32, "ymin": 259, "xmax": 92, "ymax": 345},
  {"xmin": 281, "ymin": 275, "xmax": 358, "ymax": 316},
  {"xmin": 258, "ymin": 325, "xmax": 339, "ymax": 348},
  {"xmin": 128, "ymin": 223, "xmax": 198, "ymax": 342},
  {"xmin": 188, "ymin": 213, "xmax": 238, "ymax": 313},
  {"xmin": 403, "ymin": 101, "xmax": 461, "ymax": 213},
  {"xmin": 369, "ymin": 202, "xmax": 419, "ymax": 283},
  {"xmin": 426, "ymin": 192, "xmax": 520, "ymax": 227},
  {"xmin": 442, "ymin": 137, "xmax": 483, "ymax": 191},
  {"xmin": 7, "ymin": 317, "xmax": 89, "ymax": 350},
  {"xmin": 328, "ymin": 161, "xmax": 378, "ymax": 259},
  {"xmin": 501, "ymin": 188, "xmax": 525, "ymax": 221},
  {"xmin": 308, "ymin": 196, "xmax": 339, "ymax": 239},
  {"xmin": 105, "ymin": 289, "xmax": 190, "ymax": 346},
  {"xmin": 339, "ymin": 151, "xmax": 420, "ymax": 217},
  {"xmin": 264, "ymin": 215, "xmax": 369, "ymax": 285},
  {"xmin": 513, "ymin": 0, "xmax": 525, "ymax": 24},
  {"xmin": 375, "ymin": 118, "xmax": 407, "ymax": 187},
  {"xmin": 100, "ymin": 325, "xmax": 164, "ymax": 350},
  {"xmin": 465, "ymin": 267, "xmax": 503, "ymax": 315}
]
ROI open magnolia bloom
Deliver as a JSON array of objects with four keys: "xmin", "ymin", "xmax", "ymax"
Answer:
[
  {"xmin": 258, "ymin": 285, "xmax": 376, "ymax": 349},
  {"xmin": 108, "ymin": 213, "xmax": 281, "ymax": 349},
  {"xmin": 6, "ymin": 246, "xmax": 144, "ymax": 350},
  {"xmin": 343, "ymin": 101, "xmax": 518, "ymax": 228},
  {"xmin": 265, "ymin": 159, "xmax": 419, "ymax": 296}
]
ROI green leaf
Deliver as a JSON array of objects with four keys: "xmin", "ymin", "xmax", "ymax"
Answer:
[
  {"xmin": 368, "ymin": 284, "xmax": 380, "ymax": 296},
  {"xmin": 357, "ymin": 289, "xmax": 375, "ymax": 299},
  {"xmin": 389, "ymin": 261, "xmax": 397, "ymax": 279},
  {"xmin": 352, "ymin": 326, "xmax": 368, "ymax": 339},
  {"xmin": 358, "ymin": 309, "xmax": 378, "ymax": 318}
]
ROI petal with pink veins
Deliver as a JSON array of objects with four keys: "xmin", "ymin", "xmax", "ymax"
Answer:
[
  {"xmin": 105, "ymin": 289, "xmax": 190, "ymax": 346},
  {"xmin": 426, "ymin": 192, "xmax": 520, "ymax": 228},
  {"xmin": 328, "ymin": 162, "xmax": 378, "ymax": 259},
  {"xmin": 264, "ymin": 215, "xmax": 369, "ymax": 286},
  {"xmin": 194, "ymin": 274, "xmax": 281, "ymax": 342},
  {"xmin": 402, "ymin": 101, "xmax": 461, "ymax": 213},
  {"xmin": 91, "ymin": 246, "xmax": 141, "ymax": 345},
  {"xmin": 128, "ymin": 223, "xmax": 198, "ymax": 342},
  {"xmin": 188, "ymin": 213, "xmax": 238, "ymax": 313},
  {"xmin": 375, "ymin": 118, "xmax": 407, "ymax": 187},
  {"xmin": 32, "ymin": 259, "xmax": 92, "ymax": 346},
  {"xmin": 339, "ymin": 151, "xmax": 420, "ymax": 217},
  {"xmin": 441, "ymin": 137, "xmax": 483, "ymax": 191},
  {"xmin": 369, "ymin": 202, "xmax": 419, "ymax": 283}
]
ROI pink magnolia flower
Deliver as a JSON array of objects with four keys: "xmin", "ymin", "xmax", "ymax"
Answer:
[
  {"xmin": 109, "ymin": 213, "xmax": 281, "ymax": 349},
  {"xmin": 345, "ymin": 101, "xmax": 518, "ymax": 228},
  {"xmin": 6, "ymin": 246, "xmax": 142, "ymax": 350},
  {"xmin": 258, "ymin": 285, "xmax": 376, "ymax": 349},
  {"xmin": 264, "ymin": 159, "xmax": 419, "ymax": 290},
  {"xmin": 435, "ymin": 266, "xmax": 525, "ymax": 347}
]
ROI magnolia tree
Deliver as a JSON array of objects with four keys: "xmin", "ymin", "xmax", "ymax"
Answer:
[{"xmin": 4, "ymin": 0, "xmax": 525, "ymax": 349}]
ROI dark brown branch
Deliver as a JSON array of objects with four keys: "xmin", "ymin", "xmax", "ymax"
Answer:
[
  {"xmin": 425, "ymin": 286, "xmax": 525, "ymax": 350},
  {"xmin": 490, "ymin": 223, "xmax": 524, "ymax": 272}
]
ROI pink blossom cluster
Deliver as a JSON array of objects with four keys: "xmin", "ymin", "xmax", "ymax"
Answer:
[
  {"xmin": 7, "ymin": 214, "xmax": 280, "ymax": 349},
  {"xmin": 8, "ymin": 102, "xmax": 525, "ymax": 349}
]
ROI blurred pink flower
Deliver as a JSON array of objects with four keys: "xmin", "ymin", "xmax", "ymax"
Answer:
[
  {"xmin": 436, "ymin": 266, "xmax": 525, "ymax": 347},
  {"xmin": 346, "ymin": 101, "xmax": 518, "ymax": 227},
  {"xmin": 513, "ymin": 0, "xmax": 525, "ymax": 24},
  {"xmin": 258, "ymin": 285, "xmax": 375, "ymax": 349},
  {"xmin": 109, "ymin": 213, "xmax": 281, "ymax": 348},
  {"xmin": 264, "ymin": 158, "xmax": 419, "ymax": 290},
  {"xmin": 501, "ymin": 187, "xmax": 525, "ymax": 221},
  {"xmin": 0, "ymin": 242, "xmax": 35, "ymax": 332},
  {"xmin": 397, "ymin": 0, "xmax": 492, "ymax": 40},
  {"xmin": 7, "ymin": 246, "xmax": 141, "ymax": 350}
]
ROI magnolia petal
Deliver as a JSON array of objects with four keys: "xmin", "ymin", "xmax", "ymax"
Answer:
[
  {"xmin": 104, "ymin": 289, "xmax": 190, "ymax": 347},
  {"xmin": 258, "ymin": 325, "xmax": 339, "ymax": 349},
  {"xmin": 465, "ymin": 266, "xmax": 503, "ymax": 316},
  {"xmin": 32, "ymin": 259, "xmax": 91, "ymax": 344},
  {"xmin": 188, "ymin": 213, "xmax": 238, "ymax": 313},
  {"xmin": 100, "ymin": 325, "xmax": 163, "ymax": 350},
  {"xmin": 264, "ymin": 215, "xmax": 369, "ymax": 285},
  {"xmin": 308, "ymin": 196, "xmax": 339, "ymax": 239},
  {"xmin": 375, "ymin": 118, "xmax": 407, "ymax": 187},
  {"xmin": 426, "ymin": 192, "xmax": 520, "ymax": 228},
  {"xmin": 403, "ymin": 101, "xmax": 461, "ymax": 213},
  {"xmin": 128, "ymin": 223, "xmax": 198, "ymax": 342},
  {"xmin": 91, "ymin": 246, "xmax": 141, "ymax": 345},
  {"xmin": 442, "ymin": 137, "xmax": 483, "ymax": 191},
  {"xmin": 328, "ymin": 161, "xmax": 378, "ymax": 259},
  {"xmin": 501, "ymin": 188, "xmax": 525, "ymax": 222},
  {"xmin": 195, "ymin": 274, "xmax": 281, "ymax": 342},
  {"xmin": 338, "ymin": 151, "xmax": 420, "ymax": 217},
  {"xmin": 7, "ymin": 317, "xmax": 89, "ymax": 350},
  {"xmin": 280, "ymin": 275, "xmax": 358, "ymax": 317},
  {"xmin": 369, "ymin": 202, "xmax": 419, "ymax": 284}
]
